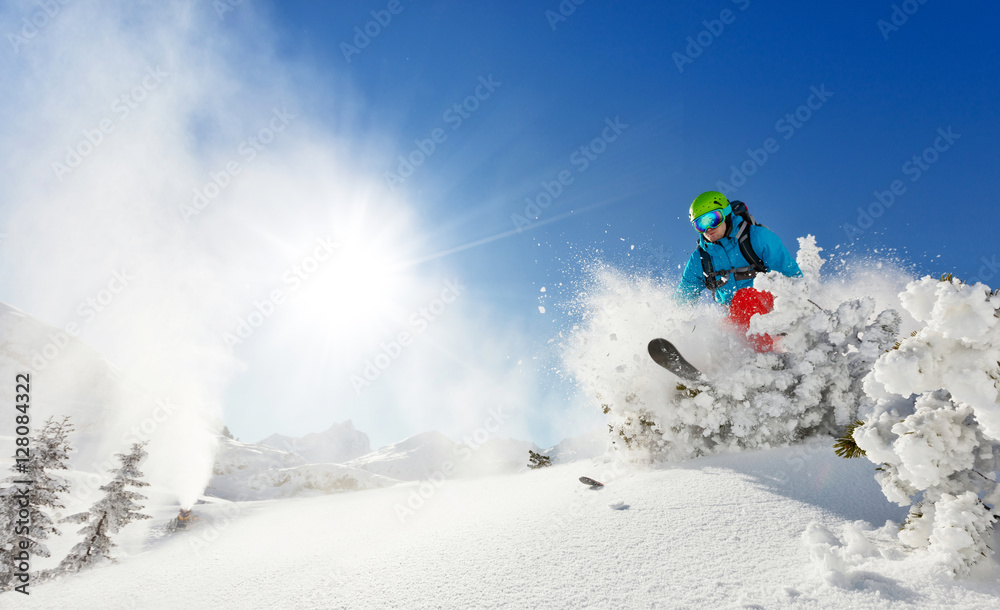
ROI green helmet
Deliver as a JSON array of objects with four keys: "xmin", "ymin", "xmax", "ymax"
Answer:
[{"xmin": 689, "ymin": 191, "xmax": 731, "ymax": 223}]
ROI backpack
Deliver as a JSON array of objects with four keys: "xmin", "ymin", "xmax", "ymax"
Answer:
[{"xmin": 698, "ymin": 200, "xmax": 768, "ymax": 295}]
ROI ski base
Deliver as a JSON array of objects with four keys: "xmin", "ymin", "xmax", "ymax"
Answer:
[{"xmin": 647, "ymin": 338, "xmax": 702, "ymax": 382}]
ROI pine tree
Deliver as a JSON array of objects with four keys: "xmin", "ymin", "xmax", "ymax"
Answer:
[
  {"xmin": 527, "ymin": 450, "xmax": 552, "ymax": 469},
  {"xmin": 833, "ymin": 420, "xmax": 866, "ymax": 459},
  {"xmin": 855, "ymin": 276, "xmax": 1000, "ymax": 576},
  {"xmin": 0, "ymin": 417, "xmax": 73, "ymax": 589},
  {"xmin": 55, "ymin": 442, "xmax": 151, "ymax": 574}
]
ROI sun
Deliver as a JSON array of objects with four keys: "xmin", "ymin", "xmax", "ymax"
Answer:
[
  {"xmin": 328, "ymin": 240, "xmax": 402, "ymax": 316},
  {"xmin": 290, "ymin": 234, "xmax": 412, "ymax": 344}
]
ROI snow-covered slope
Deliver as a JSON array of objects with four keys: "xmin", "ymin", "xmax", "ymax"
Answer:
[
  {"xmin": 207, "ymin": 436, "xmax": 397, "ymax": 500},
  {"xmin": 345, "ymin": 431, "xmax": 540, "ymax": 480},
  {"xmin": 257, "ymin": 420, "xmax": 371, "ymax": 465},
  {"xmin": 18, "ymin": 439, "xmax": 1000, "ymax": 608}
]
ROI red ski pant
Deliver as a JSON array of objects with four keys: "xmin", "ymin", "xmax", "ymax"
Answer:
[{"xmin": 729, "ymin": 287, "xmax": 775, "ymax": 353}]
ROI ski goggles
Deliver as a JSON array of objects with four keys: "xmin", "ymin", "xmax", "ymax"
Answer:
[{"xmin": 692, "ymin": 204, "xmax": 731, "ymax": 232}]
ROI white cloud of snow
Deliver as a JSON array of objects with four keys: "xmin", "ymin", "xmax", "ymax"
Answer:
[{"xmin": 0, "ymin": 0, "xmax": 423, "ymax": 508}]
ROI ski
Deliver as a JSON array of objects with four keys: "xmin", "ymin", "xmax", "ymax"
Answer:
[
  {"xmin": 647, "ymin": 338, "xmax": 702, "ymax": 382},
  {"xmin": 579, "ymin": 476, "xmax": 604, "ymax": 488}
]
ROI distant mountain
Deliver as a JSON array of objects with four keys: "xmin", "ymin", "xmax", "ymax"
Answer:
[
  {"xmin": 346, "ymin": 431, "xmax": 459, "ymax": 481},
  {"xmin": 258, "ymin": 420, "xmax": 371, "ymax": 464},
  {"xmin": 208, "ymin": 436, "xmax": 397, "ymax": 501}
]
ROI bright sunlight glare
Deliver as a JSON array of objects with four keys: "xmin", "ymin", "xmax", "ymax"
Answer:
[{"xmin": 291, "ymin": 235, "xmax": 412, "ymax": 344}]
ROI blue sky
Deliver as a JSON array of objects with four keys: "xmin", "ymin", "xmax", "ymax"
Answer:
[
  {"xmin": 1, "ymin": 0, "xmax": 998, "ymax": 450},
  {"xmin": 250, "ymin": 0, "xmax": 999, "ymax": 444},
  {"xmin": 260, "ymin": 0, "xmax": 999, "ymax": 300}
]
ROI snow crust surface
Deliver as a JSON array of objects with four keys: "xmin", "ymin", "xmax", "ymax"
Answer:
[{"xmin": 16, "ymin": 441, "xmax": 1000, "ymax": 609}]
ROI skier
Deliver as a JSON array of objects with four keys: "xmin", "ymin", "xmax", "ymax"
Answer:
[{"xmin": 675, "ymin": 191, "xmax": 801, "ymax": 352}]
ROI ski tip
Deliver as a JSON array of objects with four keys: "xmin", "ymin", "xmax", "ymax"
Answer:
[{"xmin": 579, "ymin": 476, "xmax": 604, "ymax": 488}]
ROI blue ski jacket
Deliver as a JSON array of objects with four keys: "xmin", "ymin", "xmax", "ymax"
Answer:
[{"xmin": 675, "ymin": 217, "xmax": 802, "ymax": 305}]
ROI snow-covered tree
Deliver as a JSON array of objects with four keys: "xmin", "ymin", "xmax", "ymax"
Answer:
[
  {"xmin": 591, "ymin": 236, "xmax": 900, "ymax": 462},
  {"xmin": 55, "ymin": 442, "xmax": 152, "ymax": 574},
  {"xmin": 854, "ymin": 276, "xmax": 1000, "ymax": 577},
  {"xmin": 0, "ymin": 417, "xmax": 74, "ymax": 589}
]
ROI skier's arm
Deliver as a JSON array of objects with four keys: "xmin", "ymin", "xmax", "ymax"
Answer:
[
  {"xmin": 675, "ymin": 251, "xmax": 706, "ymax": 303},
  {"xmin": 753, "ymin": 226, "xmax": 801, "ymax": 278}
]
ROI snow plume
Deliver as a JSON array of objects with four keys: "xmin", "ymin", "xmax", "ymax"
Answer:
[
  {"xmin": 0, "ymin": 1, "xmax": 403, "ymax": 509},
  {"xmin": 854, "ymin": 277, "xmax": 1000, "ymax": 576},
  {"xmin": 562, "ymin": 236, "xmax": 900, "ymax": 463}
]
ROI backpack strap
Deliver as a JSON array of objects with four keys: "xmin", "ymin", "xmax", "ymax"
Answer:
[
  {"xmin": 699, "ymin": 247, "xmax": 727, "ymax": 292},
  {"xmin": 730, "ymin": 200, "xmax": 767, "ymax": 274},
  {"xmin": 697, "ymin": 201, "xmax": 769, "ymax": 297}
]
